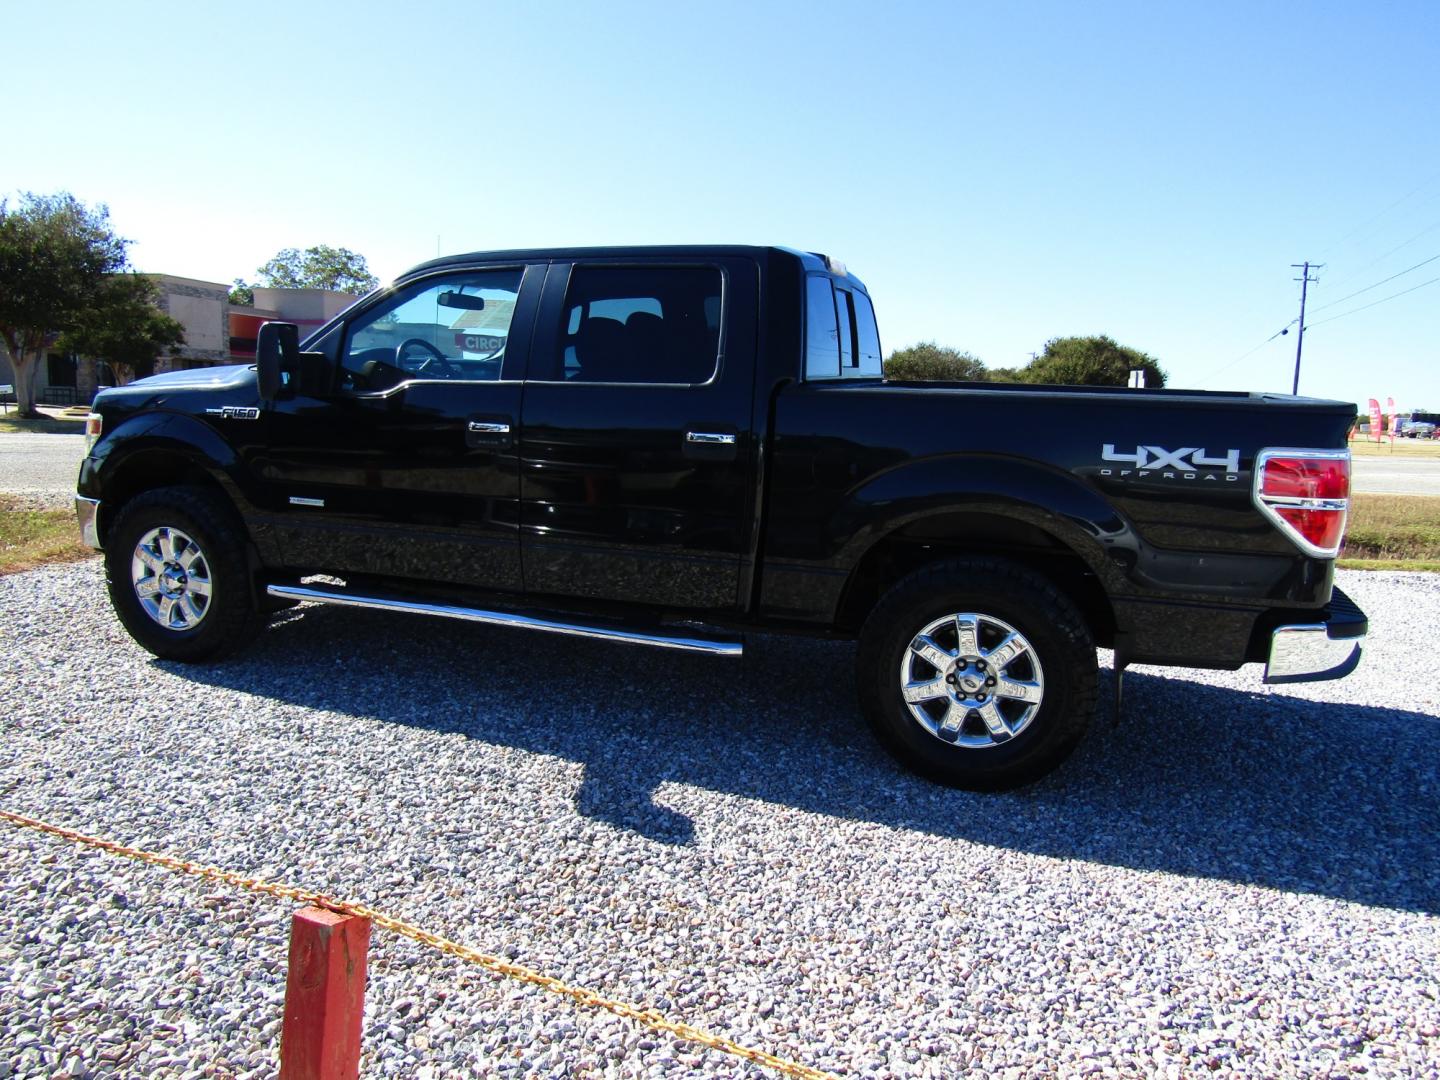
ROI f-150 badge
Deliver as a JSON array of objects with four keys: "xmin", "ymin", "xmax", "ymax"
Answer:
[
  {"xmin": 1099, "ymin": 444, "xmax": 1240, "ymax": 480},
  {"xmin": 205, "ymin": 406, "xmax": 261, "ymax": 420}
]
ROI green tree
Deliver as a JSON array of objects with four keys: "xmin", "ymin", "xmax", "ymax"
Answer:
[
  {"xmin": 255, "ymin": 245, "xmax": 379, "ymax": 294},
  {"xmin": 56, "ymin": 273, "xmax": 185, "ymax": 385},
  {"xmin": 1018, "ymin": 334, "xmax": 1167, "ymax": 387},
  {"xmin": 884, "ymin": 341, "xmax": 988, "ymax": 382},
  {"xmin": 0, "ymin": 193, "xmax": 129, "ymax": 417},
  {"xmin": 228, "ymin": 278, "xmax": 254, "ymax": 306}
]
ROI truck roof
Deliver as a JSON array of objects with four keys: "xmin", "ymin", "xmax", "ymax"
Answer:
[{"xmin": 401, "ymin": 245, "xmax": 865, "ymax": 291}]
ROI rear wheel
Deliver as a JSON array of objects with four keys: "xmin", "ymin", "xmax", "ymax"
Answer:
[
  {"xmin": 105, "ymin": 486, "xmax": 262, "ymax": 662},
  {"xmin": 857, "ymin": 558, "xmax": 1097, "ymax": 790}
]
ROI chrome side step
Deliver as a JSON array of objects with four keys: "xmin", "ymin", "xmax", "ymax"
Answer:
[{"xmin": 265, "ymin": 583, "xmax": 744, "ymax": 656}]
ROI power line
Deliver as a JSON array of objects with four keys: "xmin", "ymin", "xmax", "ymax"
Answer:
[
  {"xmin": 1316, "ymin": 168, "xmax": 1440, "ymax": 259},
  {"xmin": 1206, "ymin": 319, "xmax": 1297, "ymax": 384},
  {"xmin": 1203, "ymin": 240, "xmax": 1438, "ymax": 389},
  {"xmin": 1321, "ymin": 217, "xmax": 1440, "ymax": 292},
  {"xmin": 1306, "ymin": 273, "xmax": 1440, "ymax": 328},
  {"xmin": 1307, "ymin": 251, "xmax": 1440, "ymax": 313}
]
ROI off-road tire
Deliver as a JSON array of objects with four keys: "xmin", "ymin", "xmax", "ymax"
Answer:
[
  {"xmin": 104, "ymin": 485, "xmax": 263, "ymax": 662},
  {"xmin": 857, "ymin": 557, "xmax": 1097, "ymax": 791}
]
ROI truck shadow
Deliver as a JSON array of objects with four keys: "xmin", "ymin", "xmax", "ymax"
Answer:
[{"xmin": 173, "ymin": 604, "xmax": 1439, "ymax": 915}]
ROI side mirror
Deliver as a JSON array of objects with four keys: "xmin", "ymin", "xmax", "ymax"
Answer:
[{"xmin": 256, "ymin": 322, "xmax": 300, "ymax": 402}]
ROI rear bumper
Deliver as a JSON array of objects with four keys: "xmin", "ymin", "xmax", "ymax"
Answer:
[
  {"xmin": 75, "ymin": 496, "xmax": 102, "ymax": 550},
  {"xmin": 1263, "ymin": 586, "xmax": 1366, "ymax": 684}
]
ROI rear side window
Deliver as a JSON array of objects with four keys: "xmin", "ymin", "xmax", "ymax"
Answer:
[{"xmin": 550, "ymin": 265, "xmax": 722, "ymax": 384}]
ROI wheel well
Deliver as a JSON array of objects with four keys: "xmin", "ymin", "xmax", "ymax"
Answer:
[
  {"xmin": 834, "ymin": 512, "xmax": 1117, "ymax": 646},
  {"xmin": 97, "ymin": 451, "xmax": 237, "ymax": 547}
]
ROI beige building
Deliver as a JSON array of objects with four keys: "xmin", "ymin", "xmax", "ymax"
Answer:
[{"xmin": 1, "ymin": 276, "xmax": 361, "ymax": 405}]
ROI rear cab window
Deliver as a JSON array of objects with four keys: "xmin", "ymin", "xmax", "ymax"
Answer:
[{"xmin": 804, "ymin": 272, "xmax": 882, "ymax": 380}]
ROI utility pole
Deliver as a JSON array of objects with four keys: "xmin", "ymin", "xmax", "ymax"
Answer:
[{"xmin": 1290, "ymin": 261, "xmax": 1322, "ymax": 395}]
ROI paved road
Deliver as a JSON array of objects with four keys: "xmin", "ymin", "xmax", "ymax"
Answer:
[
  {"xmin": 0, "ymin": 432, "xmax": 84, "ymax": 506},
  {"xmin": 1350, "ymin": 454, "xmax": 1440, "ymax": 495},
  {"xmin": 4, "ymin": 431, "xmax": 1440, "ymax": 501}
]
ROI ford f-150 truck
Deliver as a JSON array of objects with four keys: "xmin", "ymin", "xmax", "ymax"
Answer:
[{"xmin": 75, "ymin": 246, "xmax": 1366, "ymax": 790}]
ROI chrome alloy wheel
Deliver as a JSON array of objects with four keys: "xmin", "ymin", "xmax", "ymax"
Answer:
[
  {"xmin": 130, "ymin": 526, "xmax": 213, "ymax": 630},
  {"xmin": 898, "ymin": 612, "xmax": 1045, "ymax": 748}
]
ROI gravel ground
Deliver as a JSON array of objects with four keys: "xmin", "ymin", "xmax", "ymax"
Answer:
[
  {"xmin": 0, "ymin": 433, "xmax": 85, "ymax": 510},
  {"xmin": 1, "ymin": 562, "xmax": 1437, "ymax": 1078}
]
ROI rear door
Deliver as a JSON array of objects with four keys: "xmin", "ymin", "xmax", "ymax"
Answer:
[{"xmin": 518, "ymin": 257, "xmax": 758, "ymax": 612}]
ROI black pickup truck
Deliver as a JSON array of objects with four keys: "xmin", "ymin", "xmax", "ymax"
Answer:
[{"xmin": 75, "ymin": 246, "xmax": 1366, "ymax": 789}]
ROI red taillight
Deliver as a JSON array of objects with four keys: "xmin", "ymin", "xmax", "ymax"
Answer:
[
  {"xmin": 1259, "ymin": 456, "xmax": 1349, "ymax": 500},
  {"xmin": 1253, "ymin": 449, "xmax": 1350, "ymax": 557}
]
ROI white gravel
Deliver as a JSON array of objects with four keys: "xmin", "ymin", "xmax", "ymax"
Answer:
[{"xmin": 1, "ymin": 562, "xmax": 1437, "ymax": 1078}]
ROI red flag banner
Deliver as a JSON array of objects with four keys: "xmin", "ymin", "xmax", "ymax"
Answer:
[
  {"xmin": 1369, "ymin": 398, "xmax": 1383, "ymax": 443},
  {"xmin": 1387, "ymin": 397, "xmax": 1398, "ymax": 441}
]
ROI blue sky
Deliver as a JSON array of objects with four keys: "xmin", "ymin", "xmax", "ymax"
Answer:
[{"xmin": 5, "ymin": 1, "xmax": 1437, "ymax": 410}]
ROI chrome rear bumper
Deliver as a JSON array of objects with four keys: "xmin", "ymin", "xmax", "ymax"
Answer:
[
  {"xmin": 1264, "ymin": 587, "xmax": 1366, "ymax": 684},
  {"xmin": 75, "ymin": 496, "xmax": 102, "ymax": 550}
]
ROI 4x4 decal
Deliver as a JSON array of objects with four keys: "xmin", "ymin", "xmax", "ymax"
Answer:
[{"xmin": 1099, "ymin": 443, "xmax": 1240, "ymax": 480}]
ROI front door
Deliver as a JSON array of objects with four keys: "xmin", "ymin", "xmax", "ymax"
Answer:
[
  {"xmin": 260, "ymin": 263, "xmax": 542, "ymax": 591},
  {"xmin": 518, "ymin": 258, "xmax": 758, "ymax": 613}
]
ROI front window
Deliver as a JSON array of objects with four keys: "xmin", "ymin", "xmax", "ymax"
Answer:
[{"xmin": 340, "ymin": 268, "xmax": 523, "ymax": 391}]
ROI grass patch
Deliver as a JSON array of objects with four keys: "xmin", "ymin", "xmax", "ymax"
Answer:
[
  {"xmin": 0, "ymin": 496, "xmax": 95, "ymax": 574},
  {"xmin": 1340, "ymin": 493, "xmax": 1440, "ymax": 570},
  {"xmin": 0, "ymin": 414, "xmax": 86, "ymax": 435},
  {"xmin": 1338, "ymin": 558, "xmax": 1440, "ymax": 572},
  {"xmin": 1348, "ymin": 437, "xmax": 1440, "ymax": 457}
]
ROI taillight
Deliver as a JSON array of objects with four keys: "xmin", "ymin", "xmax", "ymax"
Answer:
[
  {"xmin": 1252, "ymin": 448, "xmax": 1350, "ymax": 557},
  {"xmin": 83, "ymin": 412, "xmax": 103, "ymax": 453}
]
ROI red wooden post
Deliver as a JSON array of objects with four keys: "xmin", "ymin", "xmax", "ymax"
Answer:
[{"xmin": 279, "ymin": 907, "xmax": 371, "ymax": 1080}]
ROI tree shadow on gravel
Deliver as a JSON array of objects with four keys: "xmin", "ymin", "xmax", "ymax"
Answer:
[{"xmin": 171, "ymin": 605, "xmax": 1440, "ymax": 914}]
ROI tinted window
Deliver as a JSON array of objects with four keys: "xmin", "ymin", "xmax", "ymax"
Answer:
[
  {"xmin": 808, "ymin": 279, "xmax": 882, "ymax": 379},
  {"xmin": 341, "ymin": 269, "xmax": 523, "ymax": 391},
  {"xmin": 835, "ymin": 288, "xmax": 856, "ymax": 369},
  {"xmin": 805, "ymin": 276, "xmax": 839, "ymax": 378},
  {"xmin": 852, "ymin": 290, "xmax": 882, "ymax": 375},
  {"xmin": 551, "ymin": 265, "xmax": 722, "ymax": 384}
]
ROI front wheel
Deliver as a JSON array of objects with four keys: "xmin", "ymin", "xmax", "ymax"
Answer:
[
  {"xmin": 104, "ymin": 486, "xmax": 263, "ymax": 662},
  {"xmin": 857, "ymin": 558, "xmax": 1098, "ymax": 791}
]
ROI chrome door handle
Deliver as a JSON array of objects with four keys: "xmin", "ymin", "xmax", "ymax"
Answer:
[
  {"xmin": 685, "ymin": 431, "xmax": 736, "ymax": 445},
  {"xmin": 468, "ymin": 421, "xmax": 511, "ymax": 434}
]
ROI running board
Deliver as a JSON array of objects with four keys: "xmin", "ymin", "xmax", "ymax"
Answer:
[{"xmin": 265, "ymin": 583, "xmax": 744, "ymax": 657}]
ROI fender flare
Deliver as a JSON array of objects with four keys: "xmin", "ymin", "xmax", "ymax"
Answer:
[
  {"xmin": 81, "ymin": 411, "xmax": 260, "ymax": 530},
  {"xmin": 830, "ymin": 454, "xmax": 1139, "ymax": 592}
]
